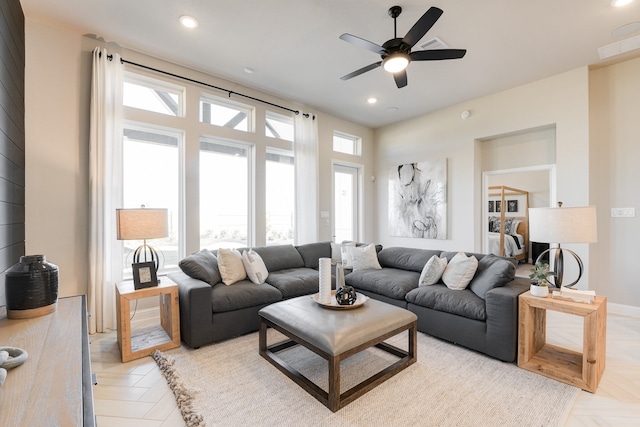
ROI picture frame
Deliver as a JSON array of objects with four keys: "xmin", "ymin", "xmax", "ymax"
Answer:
[
  {"xmin": 495, "ymin": 201, "xmax": 501, "ymax": 213},
  {"xmin": 507, "ymin": 199, "xmax": 519, "ymax": 213},
  {"xmin": 132, "ymin": 261, "xmax": 158, "ymax": 290},
  {"xmin": 488, "ymin": 201, "xmax": 495, "ymax": 213}
]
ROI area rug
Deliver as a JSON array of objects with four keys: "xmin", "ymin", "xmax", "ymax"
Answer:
[{"xmin": 154, "ymin": 329, "xmax": 578, "ymax": 427}]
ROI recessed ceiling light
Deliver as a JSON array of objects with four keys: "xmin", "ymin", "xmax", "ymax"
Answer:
[
  {"xmin": 612, "ymin": 21, "xmax": 640, "ymax": 37},
  {"xmin": 385, "ymin": 107, "xmax": 399, "ymax": 113},
  {"xmin": 244, "ymin": 67, "xmax": 255, "ymax": 74},
  {"xmin": 367, "ymin": 97, "xmax": 378, "ymax": 104},
  {"xmin": 612, "ymin": 0, "xmax": 634, "ymax": 7},
  {"xmin": 179, "ymin": 15, "xmax": 199, "ymax": 29}
]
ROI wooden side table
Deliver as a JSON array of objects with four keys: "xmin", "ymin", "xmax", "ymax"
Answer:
[
  {"xmin": 518, "ymin": 291, "xmax": 607, "ymax": 392},
  {"xmin": 116, "ymin": 277, "xmax": 180, "ymax": 362}
]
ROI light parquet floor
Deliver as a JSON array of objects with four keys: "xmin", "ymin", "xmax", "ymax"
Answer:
[{"xmin": 91, "ymin": 306, "xmax": 640, "ymax": 426}]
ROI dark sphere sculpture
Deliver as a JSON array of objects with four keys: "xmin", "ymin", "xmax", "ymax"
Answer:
[{"xmin": 335, "ymin": 286, "xmax": 357, "ymax": 305}]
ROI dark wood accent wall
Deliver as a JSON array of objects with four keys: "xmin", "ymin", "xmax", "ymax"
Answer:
[{"xmin": 0, "ymin": 0, "xmax": 25, "ymax": 304}]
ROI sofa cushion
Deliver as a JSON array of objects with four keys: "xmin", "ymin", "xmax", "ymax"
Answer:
[
  {"xmin": 295, "ymin": 242, "xmax": 331, "ymax": 269},
  {"xmin": 442, "ymin": 252, "xmax": 478, "ymax": 290},
  {"xmin": 469, "ymin": 254, "xmax": 516, "ymax": 299},
  {"xmin": 265, "ymin": 267, "xmax": 322, "ymax": 299},
  {"xmin": 178, "ymin": 249, "xmax": 221, "ymax": 286},
  {"xmin": 349, "ymin": 244, "xmax": 382, "ymax": 271},
  {"xmin": 405, "ymin": 285, "xmax": 487, "ymax": 321},
  {"xmin": 210, "ymin": 280, "xmax": 282, "ymax": 313},
  {"xmin": 441, "ymin": 251, "xmax": 486, "ymax": 263},
  {"xmin": 242, "ymin": 249, "xmax": 269, "ymax": 284},
  {"xmin": 217, "ymin": 248, "xmax": 247, "ymax": 285},
  {"xmin": 346, "ymin": 268, "xmax": 419, "ymax": 300},
  {"xmin": 419, "ymin": 255, "xmax": 448, "ymax": 286},
  {"xmin": 377, "ymin": 247, "xmax": 443, "ymax": 273},
  {"xmin": 253, "ymin": 245, "xmax": 305, "ymax": 272}
]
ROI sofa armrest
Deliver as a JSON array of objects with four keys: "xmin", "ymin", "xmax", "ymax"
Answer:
[
  {"xmin": 168, "ymin": 271, "xmax": 213, "ymax": 348},
  {"xmin": 484, "ymin": 277, "xmax": 529, "ymax": 361}
]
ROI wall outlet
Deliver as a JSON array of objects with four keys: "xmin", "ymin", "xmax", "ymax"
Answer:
[{"xmin": 611, "ymin": 207, "xmax": 635, "ymax": 217}]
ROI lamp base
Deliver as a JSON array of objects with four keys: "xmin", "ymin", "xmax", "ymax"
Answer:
[
  {"xmin": 535, "ymin": 247, "xmax": 584, "ymax": 288},
  {"xmin": 132, "ymin": 241, "xmax": 161, "ymax": 272}
]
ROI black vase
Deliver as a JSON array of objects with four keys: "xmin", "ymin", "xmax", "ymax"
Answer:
[{"xmin": 5, "ymin": 255, "xmax": 59, "ymax": 319}]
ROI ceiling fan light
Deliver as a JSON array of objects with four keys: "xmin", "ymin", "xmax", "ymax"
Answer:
[{"xmin": 383, "ymin": 54, "xmax": 410, "ymax": 73}]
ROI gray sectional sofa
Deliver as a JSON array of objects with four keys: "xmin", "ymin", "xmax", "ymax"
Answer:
[{"xmin": 168, "ymin": 241, "xmax": 529, "ymax": 362}]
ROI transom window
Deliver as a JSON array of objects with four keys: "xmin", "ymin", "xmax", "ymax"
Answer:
[
  {"xmin": 123, "ymin": 73, "xmax": 184, "ymax": 116},
  {"xmin": 265, "ymin": 111, "xmax": 294, "ymax": 141},
  {"xmin": 333, "ymin": 131, "xmax": 361, "ymax": 156},
  {"xmin": 200, "ymin": 94, "xmax": 254, "ymax": 132}
]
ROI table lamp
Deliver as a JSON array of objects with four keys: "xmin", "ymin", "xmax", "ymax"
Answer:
[
  {"xmin": 116, "ymin": 206, "xmax": 168, "ymax": 272},
  {"xmin": 528, "ymin": 203, "xmax": 597, "ymax": 288}
]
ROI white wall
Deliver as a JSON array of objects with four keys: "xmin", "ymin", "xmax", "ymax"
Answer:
[
  {"xmin": 24, "ymin": 19, "xmax": 374, "ymax": 298},
  {"xmin": 375, "ymin": 67, "xmax": 593, "ymax": 288},
  {"xmin": 589, "ymin": 57, "xmax": 640, "ymax": 307}
]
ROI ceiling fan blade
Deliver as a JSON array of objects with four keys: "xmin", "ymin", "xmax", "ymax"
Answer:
[
  {"xmin": 393, "ymin": 70, "xmax": 408, "ymax": 88},
  {"xmin": 410, "ymin": 49, "xmax": 467, "ymax": 61},
  {"xmin": 340, "ymin": 61, "xmax": 382, "ymax": 81},
  {"xmin": 402, "ymin": 7, "xmax": 443, "ymax": 48},
  {"xmin": 339, "ymin": 33, "xmax": 388, "ymax": 55}
]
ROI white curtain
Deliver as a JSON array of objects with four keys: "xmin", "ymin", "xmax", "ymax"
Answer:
[
  {"xmin": 294, "ymin": 113, "xmax": 319, "ymax": 244},
  {"xmin": 88, "ymin": 47, "xmax": 124, "ymax": 333}
]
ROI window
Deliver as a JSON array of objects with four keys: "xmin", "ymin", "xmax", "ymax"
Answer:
[
  {"xmin": 200, "ymin": 139, "xmax": 251, "ymax": 249},
  {"xmin": 123, "ymin": 73, "xmax": 184, "ymax": 116},
  {"xmin": 122, "ymin": 125, "xmax": 181, "ymax": 274},
  {"xmin": 265, "ymin": 111, "xmax": 294, "ymax": 141},
  {"xmin": 333, "ymin": 164, "xmax": 360, "ymax": 243},
  {"xmin": 200, "ymin": 94, "xmax": 254, "ymax": 132},
  {"xmin": 266, "ymin": 149, "xmax": 295, "ymax": 245},
  {"xmin": 333, "ymin": 131, "xmax": 361, "ymax": 156}
]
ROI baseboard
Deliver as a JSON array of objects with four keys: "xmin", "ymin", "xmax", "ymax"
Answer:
[{"xmin": 608, "ymin": 302, "xmax": 640, "ymax": 318}]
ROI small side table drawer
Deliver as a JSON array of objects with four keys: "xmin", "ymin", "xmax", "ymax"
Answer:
[
  {"xmin": 115, "ymin": 278, "xmax": 180, "ymax": 362},
  {"xmin": 518, "ymin": 291, "xmax": 607, "ymax": 393}
]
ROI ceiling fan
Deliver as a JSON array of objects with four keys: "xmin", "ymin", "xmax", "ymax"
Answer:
[{"xmin": 339, "ymin": 5, "xmax": 466, "ymax": 88}]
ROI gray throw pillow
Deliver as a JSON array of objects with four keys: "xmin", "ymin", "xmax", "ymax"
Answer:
[
  {"xmin": 179, "ymin": 249, "xmax": 222, "ymax": 286},
  {"xmin": 469, "ymin": 254, "xmax": 516, "ymax": 299}
]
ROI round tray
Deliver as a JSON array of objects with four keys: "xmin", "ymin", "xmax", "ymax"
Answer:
[{"xmin": 311, "ymin": 290, "xmax": 369, "ymax": 309}]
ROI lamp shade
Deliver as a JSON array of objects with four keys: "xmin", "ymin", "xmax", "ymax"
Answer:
[
  {"xmin": 529, "ymin": 205, "xmax": 597, "ymax": 244},
  {"xmin": 116, "ymin": 208, "xmax": 168, "ymax": 240}
]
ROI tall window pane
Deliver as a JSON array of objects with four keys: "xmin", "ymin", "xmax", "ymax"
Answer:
[
  {"xmin": 122, "ymin": 127, "xmax": 181, "ymax": 274},
  {"xmin": 266, "ymin": 149, "xmax": 295, "ymax": 245},
  {"xmin": 200, "ymin": 140, "xmax": 250, "ymax": 249}
]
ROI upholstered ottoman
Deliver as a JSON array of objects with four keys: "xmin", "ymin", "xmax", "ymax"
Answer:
[{"xmin": 258, "ymin": 295, "xmax": 417, "ymax": 412}]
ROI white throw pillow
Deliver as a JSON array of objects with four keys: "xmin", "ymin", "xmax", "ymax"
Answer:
[
  {"xmin": 242, "ymin": 249, "xmax": 268, "ymax": 284},
  {"xmin": 217, "ymin": 248, "xmax": 247, "ymax": 285},
  {"xmin": 340, "ymin": 242, "xmax": 356, "ymax": 268},
  {"xmin": 349, "ymin": 244, "xmax": 382, "ymax": 271},
  {"xmin": 442, "ymin": 252, "xmax": 478, "ymax": 290},
  {"xmin": 419, "ymin": 255, "xmax": 448, "ymax": 286}
]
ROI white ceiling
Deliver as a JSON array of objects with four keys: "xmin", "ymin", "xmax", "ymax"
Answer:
[{"xmin": 20, "ymin": 0, "xmax": 640, "ymax": 128}]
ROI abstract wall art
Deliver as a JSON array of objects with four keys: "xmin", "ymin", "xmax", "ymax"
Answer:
[{"xmin": 389, "ymin": 159, "xmax": 447, "ymax": 239}]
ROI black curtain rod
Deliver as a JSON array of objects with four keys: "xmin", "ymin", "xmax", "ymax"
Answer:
[{"xmin": 104, "ymin": 54, "xmax": 315, "ymax": 119}]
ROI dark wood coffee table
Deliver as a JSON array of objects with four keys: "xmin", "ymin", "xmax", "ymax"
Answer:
[{"xmin": 258, "ymin": 295, "xmax": 417, "ymax": 412}]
